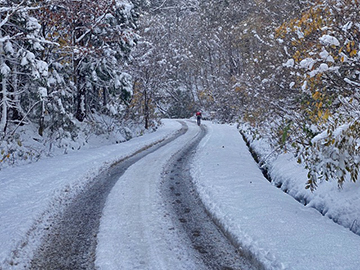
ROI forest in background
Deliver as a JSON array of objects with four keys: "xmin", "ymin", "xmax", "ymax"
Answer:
[{"xmin": 1, "ymin": 0, "xmax": 360, "ymax": 190}]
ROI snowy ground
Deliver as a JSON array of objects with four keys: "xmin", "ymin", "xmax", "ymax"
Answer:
[
  {"xmin": 191, "ymin": 122, "xmax": 360, "ymax": 269},
  {"xmin": 243, "ymin": 128, "xmax": 360, "ymax": 237},
  {"xmin": 1, "ymin": 119, "xmax": 360, "ymax": 269}
]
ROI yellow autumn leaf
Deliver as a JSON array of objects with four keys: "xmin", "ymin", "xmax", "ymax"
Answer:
[
  {"xmin": 293, "ymin": 51, "xmax": 301, "ymax": 62},
  {"xmin": 312, "ymin": 91, "xmax": 321, "ymax": 100},
  {"xmin": 322, "ymin": 109, "xmax": 330, "ymax": 120},
  {"xmin": 234, "ymin": 86, "xmax": 241, "ymax": 92},
  {"xmin": 346, "ymin": 43, "xmax": 351, "ymax": 52}
]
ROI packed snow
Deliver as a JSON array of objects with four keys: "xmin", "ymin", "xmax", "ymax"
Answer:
[{"xmin": 1, "ymin": 119, "xmax": 360, "ymax": 269}]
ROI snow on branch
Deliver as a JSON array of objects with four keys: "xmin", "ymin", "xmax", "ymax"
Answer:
[{"xmin": 344, "ymin": 78, "xmax": 360, "ymax": 87}]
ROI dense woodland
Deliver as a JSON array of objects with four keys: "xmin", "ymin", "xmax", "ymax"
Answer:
[{"xmin": 1, "ymin": 0, "xmax": 360, "ymax": 189}]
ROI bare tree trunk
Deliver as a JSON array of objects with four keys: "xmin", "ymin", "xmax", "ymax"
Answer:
[
  {"xmin": 144, "ymin": 88, "xmax": 149, "ymax": 129},
  {"xmin": 39, "ymin": 88, "xmax": 46, "ymax": 136},
  {"xmin": 74, "ymin": 59, "xmax": 86, "ymax": 122},
  {"xmin": 76, "ymin": 80, "xmax": 86, "ymax": 122},
  {"xmin": 9, "ymin": 65, "xmax": 24, "ymax": 125},
  {"xmin": 0, "ymin": 33, "xmax": 8, "ymax": 136},
  {"xmin": 0, "ymin": 74, "xmax": 8, "ymax": 135}
]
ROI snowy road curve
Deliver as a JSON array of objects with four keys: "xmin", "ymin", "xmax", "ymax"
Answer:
[
  {"xmin": 96, "ymin": 120, "xmax": 254, "ymax": 269},
  {"xmin": 29, "ymin": 122, "xmax": 188, "ymax": 269},
  {"xmin": 29, "ymin": 120, "xmax": 253, "ymax": 270}
]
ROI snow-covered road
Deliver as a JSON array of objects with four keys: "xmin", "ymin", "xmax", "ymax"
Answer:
[
  {"xmin": 96, "ymin": 122, "xmax": 254, "ymax": 269},
  {"xmin": 1, "ymin": 119, "xmax": 360, "ymax": 270},
  {"xmin": 29, "ymin": 122, "xmax": 189, "ymax": 269},
  {"xmin": 95, "ymin": 120, "xmax": 207, "ymax": 269}
]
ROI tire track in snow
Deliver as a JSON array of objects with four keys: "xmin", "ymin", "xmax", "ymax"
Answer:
[{"xmin": 162, "ymin": 124, "xmax": 256, "ymax": 270}]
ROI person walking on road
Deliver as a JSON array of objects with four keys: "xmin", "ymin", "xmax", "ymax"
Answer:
[{"xmin": 196, "ymin": 111, "xmax": 202, "ymax": 126}]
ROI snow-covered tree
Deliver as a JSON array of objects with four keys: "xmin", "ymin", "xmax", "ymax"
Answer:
[
  {"xmin": 38, "ymin": 0, "xmax": 138, "ymax": 123},
  {"xmin": 273, "ymin": 0, "xmax": 360, "ymax": 189},
  {"xmin": 0, "ymin": 1, "xmax": 49, "ymax": 136},
  {"xmin": 0, "ymin": 0, "xmax": 141, "ymax": 167}
]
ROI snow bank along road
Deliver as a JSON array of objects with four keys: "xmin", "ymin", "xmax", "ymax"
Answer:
[{"xmin": 191, "ymin": 122, "xmax": 360, "ymax": 270}]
